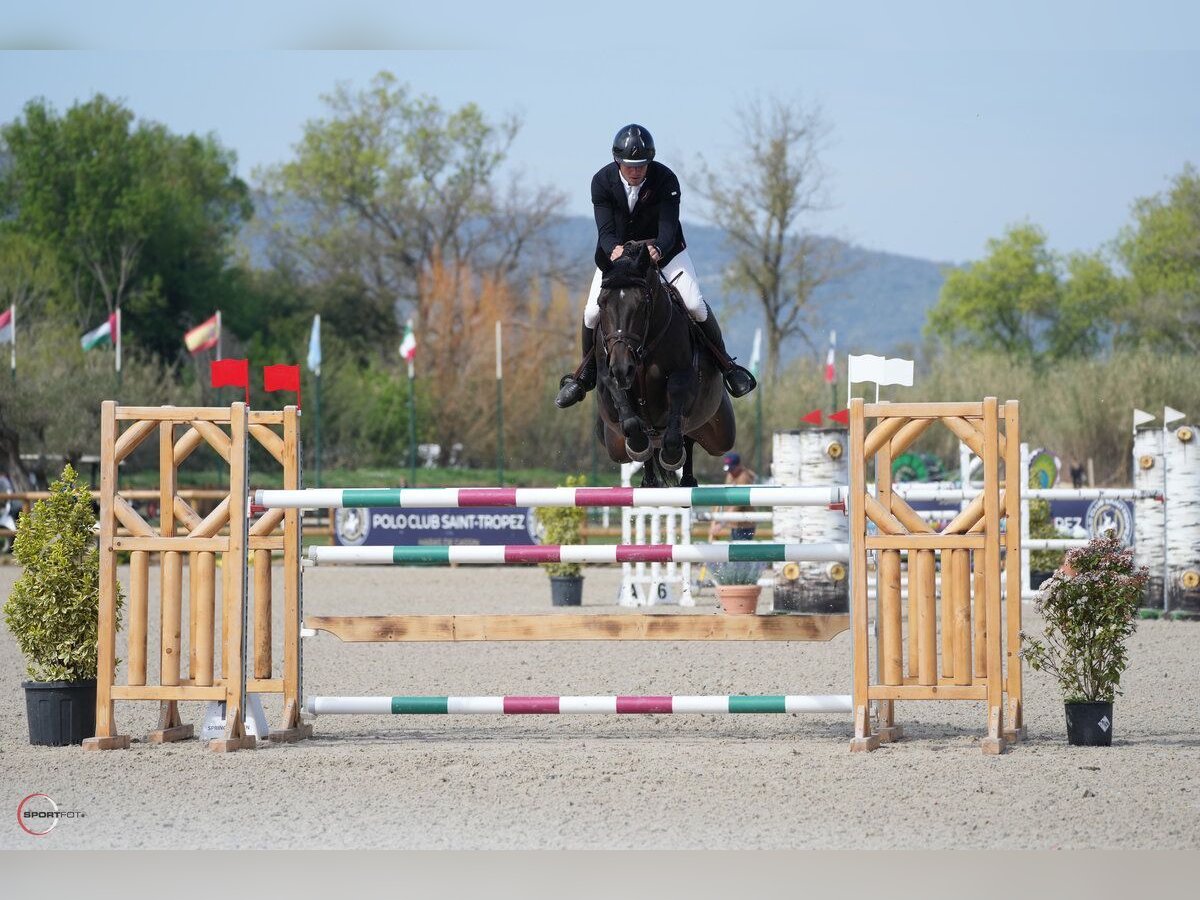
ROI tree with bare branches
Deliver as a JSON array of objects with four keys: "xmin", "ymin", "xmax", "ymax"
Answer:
[{"xmin": 692, "ymin": 96, "xmax": 837, "ymax": 382}]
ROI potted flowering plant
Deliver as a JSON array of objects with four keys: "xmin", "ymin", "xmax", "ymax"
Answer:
[
  {"xmin": 3, "ymin": 465, "xmax": 121, "ymax": 745},
  {"xmin": 1021, "ymin": 533, "xmax": 1147, "ymax": 746},
  {"xmin": 710, "ymin": 560, "xmax": 766, "ymax": 615}
]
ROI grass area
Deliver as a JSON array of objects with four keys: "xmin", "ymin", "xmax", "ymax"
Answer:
[{"xmin": 122, "ymin": 464, "xmax": 626, "ymax": 491}]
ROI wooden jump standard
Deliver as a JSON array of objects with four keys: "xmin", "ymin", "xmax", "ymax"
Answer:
[
  {"xmin": 84, "ymin": 402, "xmax": 309, "ymax": 752},
  {"xmin": 86, "ymin": 397, "xmax": 1023, "ymax": 754}
]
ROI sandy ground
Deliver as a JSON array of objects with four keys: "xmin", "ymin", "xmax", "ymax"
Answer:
[{"xmin": 1, "ymin": 561, "xmax": 1198, "ymax": 850}]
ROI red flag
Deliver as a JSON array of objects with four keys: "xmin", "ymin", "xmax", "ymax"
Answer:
[
  {"xmin": 210, "ymin": 358, "xmax": 250, "ymax": 405},
  {"xmin": 263, "ymin": 364, "xmax": 302, "ymax": 408},
  {"xmin": 801, "ymin": 409, "xmax": 823, "ymax": 425},
  {"xmin": 829, "ymin": 408, "xmax": 850, "ymax": 425}
]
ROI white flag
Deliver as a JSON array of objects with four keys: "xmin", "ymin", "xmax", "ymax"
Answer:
[
  {"xmin": 1132, "ymin": 408, "xmax": 1156, "ymax": 432},
  {"xmin": 847, "ymin": 354, "xmax": 914, "ymax": 388},
  {"xmin": 307, "ymin": 314, "xmax": 322, "ymax": 376},
  {"xmin": 1163, "ymin": 406, "xmax": 1187, "ymax": 426}
]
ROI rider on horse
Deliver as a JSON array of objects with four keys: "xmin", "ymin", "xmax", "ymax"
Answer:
[{"xmin": 555, "ymin": 124, "xmax": 757, "ymax": 409}]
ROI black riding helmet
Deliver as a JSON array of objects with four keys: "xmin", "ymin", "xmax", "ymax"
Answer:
[{"xmin": 612, "ymin": 124, "xmax": 655, "ymax": 165}]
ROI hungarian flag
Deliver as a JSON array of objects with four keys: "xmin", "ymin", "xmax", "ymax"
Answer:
[
  {"xmin": 399, "ymin": 319, "xmax": 417, "ymax": 362},
  {"xmin": 824, "ymin": 330, "xmax": 836, "ymax": 384},
  {"xmin": 0, "ymin": 306, "xmax": 13, "ymax": 345},
  {"xmin": 81, "ymin": 312, "xmax": 118, "ymax": 350},
  {"xmin": 185, "ymin": 312, "xmax": 221, "ymax": 354}
]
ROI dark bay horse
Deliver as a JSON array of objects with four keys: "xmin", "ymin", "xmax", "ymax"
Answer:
[{"xmin": 593, "ymin": 241, "xmax": 736, "ymax": 487}]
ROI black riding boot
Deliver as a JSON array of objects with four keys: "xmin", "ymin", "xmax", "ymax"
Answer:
[
  {"xmin": 555, "ymin": 324, "xmax": 597, "ymax": 409},
  {"xmin": 697, "ymin": 313, "xmax": 757, "ymax": 398}
]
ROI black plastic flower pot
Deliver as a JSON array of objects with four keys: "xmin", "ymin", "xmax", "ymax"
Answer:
[
  {"xmin": 549, "ymin": 575, "xmax": 583, "ymax": 607},
  {"xmin": 22, "ymin": 680, "xmax": 96, "ymax": 746},
  {"xmin": 1065, "ymin": 701, "xmax": 1114, "ymax": 747}
]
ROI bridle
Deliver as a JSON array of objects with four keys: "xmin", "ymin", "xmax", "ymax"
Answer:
[{"xmin": 598, "ymin": 267, "xmax": 674, "ymax": 374}]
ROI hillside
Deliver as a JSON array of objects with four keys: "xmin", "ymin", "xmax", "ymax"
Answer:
[
  {"xmin": 540, "ymin": 217, "xmax": 950, "ymax": 365},
  {"xmin": 242, "ymin": 206, "xmax": 950, "ymax": 366}
]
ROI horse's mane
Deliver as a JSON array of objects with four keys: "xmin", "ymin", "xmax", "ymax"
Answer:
[{"xmin": 600, "ymin": 245, "xmax": 655, "ymax": 291}]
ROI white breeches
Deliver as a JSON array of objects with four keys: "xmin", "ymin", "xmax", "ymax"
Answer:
[{"xmin": 582, "ymin": 248, "xmax": 707, "ymax": 329}]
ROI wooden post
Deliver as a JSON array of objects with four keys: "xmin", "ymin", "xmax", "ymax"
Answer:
[
  {"xmin": 128, "ymin": 550, "xmax": 149, "ymax": 686},
  {"xmin": 916, "ymin": 549, "xmax": 937, "ymax": 685},
  {"xmin": 972, "ymin": 548, "xmax": 987, "ymax": 677},
  {"xmin": 951, "ymin": 548, "xmax": 972, "ymax": 685},
  {"xmin": 254, "ymin": 549, "xmax": 272, "ymax": 679},
  {"xmin": 211, "ymin": 402, "xmax": 253, "ymax": 752},
  {"xmin": 160, "ymin": 551, "xmax": 183, "ymax": 685},
  {"xmin": 194, "ymin": 551, "xmax": 216, "ymax": 686},
  {"xmin": 980, "ymin": 397, "xmax": 1006, "ymax": 754},
  {"xmin": 873, "ymin": 416, "xmax": 899, "ymax": 739},
  {"xmin": 271, "ymin": 406, "xmax": 312, "ymax": 742},
  {"xmin": 1003, "ymin": 401, "xmax": 1024, "ymax": 741},
  {"xmin": 83, "ymin": 401, "xmax": 129, "ymax": 750},
  {"xmin": 849, "ymin": 399, "xmax": 879, "ymax": 752},
  {"xmin": 149, "ymin": 419, "xmax": 190, "ymax": 744},
  {"xmin": 879, "ymin": 550, "xmax": 902, "ymax": 685}
]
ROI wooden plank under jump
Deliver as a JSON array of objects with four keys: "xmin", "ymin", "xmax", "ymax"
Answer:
[{"xmin": 305, "ymin": 613, "xmax": 851, "ymax": 643}]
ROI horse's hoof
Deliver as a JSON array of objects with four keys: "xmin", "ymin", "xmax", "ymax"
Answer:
[
  {"xmin": 680, "ymin": 475, "xmax": 698, "ymax": 488},
  {"xmin": 627, "ymin": 441, "xmax": 653, "ymax": 462},
  {"xmin": 658, "ymin": 446, "xmax": 684, "ymax": 471},
  {"xmin": 624, "ymin": 425, "xmax": 649, "ymax": 454}
]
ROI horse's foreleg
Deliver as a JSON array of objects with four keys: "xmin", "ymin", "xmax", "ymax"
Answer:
[
  {"xmin": 603, "ymin": 376, "xmax": 650, "ymax": 457},
  {"xmin": 658, "ymin": 370, "xmax": 690, "ymax": 470},
  {"xmin": 680, "ymin": 437, "xmax": 698, "ymax": 487}
]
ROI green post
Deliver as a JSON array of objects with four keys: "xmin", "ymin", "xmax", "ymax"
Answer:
[
  {"xmin": 407, "ymin": 363, "xmax": 417, "ymax": 487},
  {"xmin": 495, "ymin": 321, "xmax": 505, "ymax": 486},
  {"xmin": 496, "ymin": 375, "xmax": 505, "ymax": 486},
  {"xmin": 313, "ymin": 371, "xmax": 322, "ymax": 487},
  {"xmin": 756, "ymin": 383, "xmax": 764, "ymax": 476}
]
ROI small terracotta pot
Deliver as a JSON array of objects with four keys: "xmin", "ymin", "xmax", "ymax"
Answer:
[{"xmin": 716, "ymin": 585, "xmax": 761, "ymax": 615}]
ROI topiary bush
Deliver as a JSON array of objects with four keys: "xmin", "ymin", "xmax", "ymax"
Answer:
[
  {"xmin": 3, "ymin": 464, "xmax": 121, "ymax": 682},
  {"xmin": 534, "ymin": 474, "xmax": 587, "ymax": 579}
]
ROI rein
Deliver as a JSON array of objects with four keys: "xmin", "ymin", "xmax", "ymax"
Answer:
[{"xmin": 599, "ymin": 271, "xmax": 675, "ymax": 376}]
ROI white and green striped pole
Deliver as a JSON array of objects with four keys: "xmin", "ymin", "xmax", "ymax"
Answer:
[
  {"xmin": 306, "ymin": 694, "xmax": 852, "ymax": 716},
  {"xmin": 306, "ymin": 541, "xmax": 849, "ymax": 566},
  {"xmin": 256, "ymin": 485, "xmax": 846, "ymax": 510}
]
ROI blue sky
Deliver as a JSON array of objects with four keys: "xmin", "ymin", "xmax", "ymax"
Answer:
[{"xmin": 1, "ymin": 1, "xmax": 1197, "ymax": 263}]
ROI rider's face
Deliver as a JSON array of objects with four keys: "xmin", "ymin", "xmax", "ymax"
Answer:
[{"xmin": 619, "ymin": 162, "xmax": 648, "ymax": 185}]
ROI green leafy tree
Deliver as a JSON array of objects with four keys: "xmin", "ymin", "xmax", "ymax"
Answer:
[
  {"xmin": 926, "ymin": 224, "xmax": 1119, "ymax": 366},
  {"xmin": 258, "ymin": 71, "xmax": 566, "ymax": 335},
  {"xmin": 0, "ymin": 320, "xmax": 192, "ymax": 489},
  {"xmin": 1115, "ymin": 164, "xmax": 1200, "ymax": 351},
  {"xmin": 3, "ymin": 464, "xmax": 121, "ymax": 681},
  {"xmin": 0, "ymin": 95, "xmax": 252, "ymax": 360},
  {"xmin": 0, "ymin": 231, "xmax": 63, "ymax": 320}
]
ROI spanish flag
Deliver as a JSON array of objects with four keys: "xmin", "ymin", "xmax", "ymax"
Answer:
[{"xmin": 185, "ymin": 312, "xmax": 221, "ymax": 354}]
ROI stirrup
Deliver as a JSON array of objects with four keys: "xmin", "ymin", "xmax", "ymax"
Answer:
[
  {"xmin": 555, "ymin": 375, "xmax": 589, "ymax": 409},
  {"xmin": 723, "ymin": 365, "xmax": 757, "ymax": 398}
]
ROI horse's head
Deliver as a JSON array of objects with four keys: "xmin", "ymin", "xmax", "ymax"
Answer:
[{"xmin": 597, "ymin": 242, "xmax": 658, "ymax": 390}]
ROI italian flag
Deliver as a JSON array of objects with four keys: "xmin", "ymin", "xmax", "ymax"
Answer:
[
  {"xmin": 399, "ymin": 319, "xmax": 417, "ymax": 362},
  {"xmin": 81, "ymin": 312, "xmax": 118, "ymax": 350}
]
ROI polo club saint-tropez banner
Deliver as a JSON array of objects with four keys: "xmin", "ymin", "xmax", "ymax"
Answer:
[{"xmin": 334, "ymin": 506, "xmax": 539, "ymax": 547}]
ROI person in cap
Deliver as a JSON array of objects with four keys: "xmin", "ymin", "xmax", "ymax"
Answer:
[
  {"xmin": 709, "ymin": 452, "xmax": 758, "ymax": 542},
  {"xmin": 555, "ymin": 123, "xmax": 757, "ymax": 409}
]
